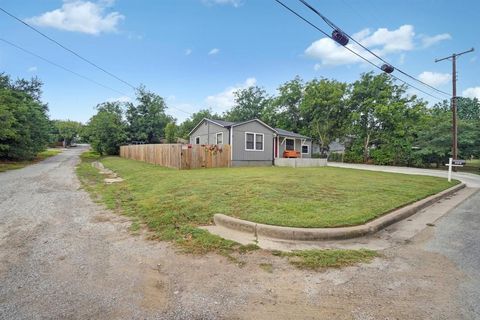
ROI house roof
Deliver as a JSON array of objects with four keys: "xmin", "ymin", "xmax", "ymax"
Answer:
[
  {"xmin": 231, "ymin": 118, "xmax": 276, "ymax": 133},
  {"xmin": 275, "ymin": 128, "xmax": 310, "ymax": 140},
  {"xmin": 208, "ymin": 119, "xmax": 236, "ymax": 127},
  {"xmin": 189, "ymin": 117, "xmax": 311, "ymax": 140}
]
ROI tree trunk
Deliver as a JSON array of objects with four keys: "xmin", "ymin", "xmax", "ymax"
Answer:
[{"xmin": 363, "ymin": 134, "xmax": 370, "ymax": 163}]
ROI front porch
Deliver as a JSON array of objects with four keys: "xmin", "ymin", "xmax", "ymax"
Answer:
[{"xmin": 274, "ymin": 134, "xmax": 312, "ymax": 159}]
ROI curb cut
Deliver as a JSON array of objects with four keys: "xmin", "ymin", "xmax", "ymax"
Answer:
[{"xmin": 213, "ymin": 183, "xmax": 466, "ymax": 241}]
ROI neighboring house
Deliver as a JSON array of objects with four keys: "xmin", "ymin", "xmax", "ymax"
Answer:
[
  {"xmin": 189, "ymin": 118, "xmax": 312, "ymax": 166},
  {"xmin": 312, "ymin": 138, "xmax": 346, "ymax": 155}
]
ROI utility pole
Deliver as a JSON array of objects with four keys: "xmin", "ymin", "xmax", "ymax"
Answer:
[{"xmin": 435, "ymin": 47, "xmax": 474, "ymax": 161}]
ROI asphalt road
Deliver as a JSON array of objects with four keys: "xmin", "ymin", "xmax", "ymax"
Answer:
[
  {"xmin": 1, "ymin": 149, "xmax": 479, "ymax": 319},
  {"xmin": 426, "ymin": 189, "xmax": 480, "ymax": 319}
]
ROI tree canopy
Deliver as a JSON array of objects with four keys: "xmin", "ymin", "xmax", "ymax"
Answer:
[{"xmin": 0, "ymin": 73, "xmax": 50, "ymax": 160}]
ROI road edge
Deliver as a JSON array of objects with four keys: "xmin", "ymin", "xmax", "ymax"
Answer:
[{"xmin": 213, "ymin": 183, "xmax": 466, "ymax": 241}]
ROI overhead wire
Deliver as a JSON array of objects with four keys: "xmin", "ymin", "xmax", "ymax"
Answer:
[
  {"xmin": 273, "ymin": 0, "xmax": 445, "ymax": 101},
  {"xmin": 0, "ymin": 6, "xmax": 137, "ymax": 90},
  {"xmin": 0, "ymin": 7, "xmax": 195, "ymax": 117},
  {"xmin": 0, "ymin": 37, "xmax": 135, "ymax": 99},
  {"xmin": 297, "ymin": 0, "xmax": 451, "ymax": 97}
]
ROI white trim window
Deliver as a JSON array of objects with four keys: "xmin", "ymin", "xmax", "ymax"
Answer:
[
  {"xmin": 195, "ymin": 136, "xmax": 200, "ymax": 145},
  {"xmin": 245, "ymin": 132, "xmax": 264, "ymax": 151},
  {"xmin": 301, "ymin": 145, "xmax": 309, "ymax": 154},
  {"xmin": 285, "ymin": 138, "xmax": 295, "ymax": 151},
  {"xmin": 215, "ymin": 132, "xmax": 223, "ymax": 144}
]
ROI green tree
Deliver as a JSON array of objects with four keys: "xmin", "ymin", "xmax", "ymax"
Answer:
[
  {"xmin": 224, "ymin": 86, "xmax": 271, "ymax": 122},
  {"xmin": 51, "ymin": 120, "xmax": 83, "ymax": 147},
  {"xmin": 177, "ymin": 109, "xmax": 220, "ymax": 139},
  {"xmin": 85, "ymin": 102, "xmax": 127, "ymax": 155},
  {"xmin": 164, "ymin": 122, "xmax": 177, "ymax": 143},
  {"xmin": 0, "ymin": 73, "xmax": 50, "ymax": 160},
  {"xmin": 457, "ymin": 97, "xmax": 480, "ymax": 120},
  {"xmin": 272, "ymin": 76, "xmax": 305, "ymax": 132},
  {"xmin": 300, "ymin": 78, "xmax": 349, "ymax": 155},
  {"xmin": 126, "ymin": 86, "xmax": 173, "ymax": 143},
  {"xmin": 346, "ymin": 72, "xmax": 429, "ymax": 165}
]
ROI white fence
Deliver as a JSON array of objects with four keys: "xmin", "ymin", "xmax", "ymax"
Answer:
[{"xmin": 274, "ymin": 158, "xmax": 327, "ymax": 168}]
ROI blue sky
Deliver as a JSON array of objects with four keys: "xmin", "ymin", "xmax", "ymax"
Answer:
[{"xmin": 1, "ymin": 0, "xmax": 479, "ymax": 123}]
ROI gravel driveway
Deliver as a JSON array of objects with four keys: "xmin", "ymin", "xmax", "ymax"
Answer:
[{"xmin": 1, "ymin": 147, "xmax": 478, "ymax": 319}]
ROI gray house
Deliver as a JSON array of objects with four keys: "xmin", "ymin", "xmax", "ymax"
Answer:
[{"xmin": 189, "ymin": 118, "xmax": 312, "ymax": 166}]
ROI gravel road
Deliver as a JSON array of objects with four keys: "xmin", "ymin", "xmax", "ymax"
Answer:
[{"xmin": 1, "ymin": 147, "xmax": 478, "ymax": 319}]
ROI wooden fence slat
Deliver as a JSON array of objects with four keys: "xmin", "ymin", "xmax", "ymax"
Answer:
[{"xmin": 119, "ymin": 144, "xmax": 231, "ymax": 169}]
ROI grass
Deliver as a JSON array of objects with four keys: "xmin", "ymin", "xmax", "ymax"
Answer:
[
  {"xmin": 274, "ymin": 249, "xmax": 379, "ymax": 270},
  {"xmin": 455, "ymin": 159, "xmax": 480, "ymax": 175},
  {"xmin": 77, "ymin": 153, "xmax": 258, "ymax": 255},
  {"xmin": 0, "ymin": 149, "xmax": 62, "ymax": 173},
  {"xmin": 77, "ymin": 155, "xmax": 458, "ymax": 255},
  {"xmin": 430, "ymin": 159, "xmax": 480, "ymax": 175}
]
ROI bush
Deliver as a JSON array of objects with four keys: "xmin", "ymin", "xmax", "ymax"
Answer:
[
  {"xmin": 370, "ymin": 149, "xmax": 394, "ymax": 165},
  {"xmin": 343, "ymin": 150, "xmax": 363, "ymax": 163},
  {"xmin": 80, "ymin": 150, "xmax": 101, "ymax": 161}
]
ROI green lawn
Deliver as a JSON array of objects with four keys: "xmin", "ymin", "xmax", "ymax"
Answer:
[
  {"xmin": 430, "ymin": 159, "xmax": 480, "ymax": 175},
  {"xmin": 0, "ymin": 149, "xmax": 62, "ymax": 173},
  {"xmin": 456, "ymin": 159, "xmax": 480, "ymax": 175},
  {"xmin": 77, "ymin": 155, "xmax": 458, "ymax": 254}
]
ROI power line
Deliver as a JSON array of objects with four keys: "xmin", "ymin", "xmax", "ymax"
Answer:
[
  {"xmin": 0, "ymin": 37, "xmax": 194, "ymax": 117},
  {"xmin": 273, "ymin": 0, "xmax": 445, "ymax": 101},
  {"xmin": 0, "ymin": 6, "xmax": 137, "ymax": 90},
  {"xmin": 0, "ymin": 7, "xmax": 195, "ymax": 117},
  {"xmin": 297, "ymin": 0, "xmax": 451, "ymax": 97},
  {"xmin": 0, "ymin": 37, "xmax": 134, "ymax": 99}
]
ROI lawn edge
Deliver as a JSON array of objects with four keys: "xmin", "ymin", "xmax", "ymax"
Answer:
[
  {"xmin": 213, "ymin": 183, "xmax": 466, "ymax": 241},
  {"xmin": 0, "ymin": 149, "xmax": 63, "ymax": 173}
]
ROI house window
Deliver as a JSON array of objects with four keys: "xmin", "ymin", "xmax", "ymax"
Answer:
[
  {"xmin": 195, "ymin": 136, "xmax": 200, "ymax": 145},
  {"xmin": 256, "ymin": 134, "xmax": 263, "ymax": 150},
  {"xmin": 216, "ymin": 132, "xmax": 223, "ymax": 144},
  {"xmin": 302, "ymin": 145, "xmax": 309, "ymax": 154},
  {"xmin": 286, "ymin": 138, "xmax": 295, "ymax": 151},
  {"xmin": 245, "ymin": 132, "xmax": 264, "ymax": 151}
]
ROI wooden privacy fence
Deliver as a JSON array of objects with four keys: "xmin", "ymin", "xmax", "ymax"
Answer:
[{"xmin": 119, "ymin": 144, "xmax": 231, "ymax": 169}]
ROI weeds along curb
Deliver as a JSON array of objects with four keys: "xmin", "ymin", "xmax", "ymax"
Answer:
[{"xmin": 213, "ymin": 183, "xmax": 466, "ymax": 241}]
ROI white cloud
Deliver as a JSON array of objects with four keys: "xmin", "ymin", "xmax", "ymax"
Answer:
[
  {"xmin": 26, "ymin": 0, "xmax": 124, "ymax": 35},
  {"xmin": 208, "ymin": 48, "xmax": 220, "ymax": 55},
  {"xmin": 27, "ymin": 66, "xmax": 38, "ymax": 72},
  {"xmin": 418, "ymin": 71, "xmax": 451, "ymax": 87},
  {"xmin": 361, "ymin": 25, "xmax": 415, "ymax": 54},
  {"xmin": 205, "ymin": 77, "xmax": 256, "ymax": 109},
  {"xmin": 185, "ymin": 49, "xmax": 192, "ymax": 56},
  {"xmin": 305, "ymin": 25, "xmax": 415, "ymax": 67},
  {"xmin": 420, "ymin": 33, "xmax": 451, "ymax": 48},
  {"xmin": 462, "ymin": 87, "xmax": 480, "ymax": 99},
  {"xmin": 306, "ymin": 38, "xmax": 363, "ymax": 66},
  {"xmin": 202, "ymin": 0, "xmax": 243, "ymax": 7}
]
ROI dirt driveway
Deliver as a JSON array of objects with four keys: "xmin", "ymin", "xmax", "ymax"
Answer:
[{"xmin": 0, "ymin": 147, "xmax": 477, "ymax": 319}]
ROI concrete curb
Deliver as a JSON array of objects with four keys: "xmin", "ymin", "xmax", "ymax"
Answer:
[{"xmin": 213, "ymin": 183, "xmax": 466, "ymax": 241}]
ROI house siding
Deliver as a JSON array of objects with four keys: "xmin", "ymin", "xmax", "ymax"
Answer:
[
  {"xmin": 232, "ymin": 121, "xmax": 275, "ymax": 164},
  {"xmin": 189, "ymin": 120, "xmax": 230, "ymax": 145}
]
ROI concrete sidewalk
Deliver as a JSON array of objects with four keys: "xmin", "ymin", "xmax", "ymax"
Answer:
[{"xmin": 328, "ymin": 162, "xmax": 480, "ymax": 187}]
